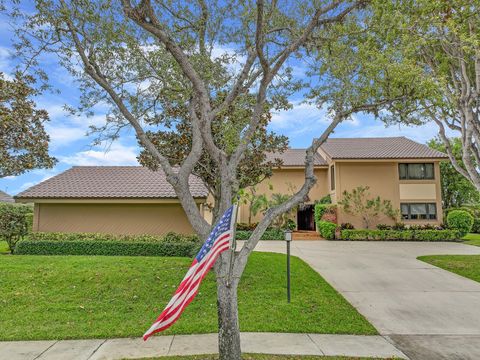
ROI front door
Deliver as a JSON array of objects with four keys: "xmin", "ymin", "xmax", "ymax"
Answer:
[{"xmin": 297, "ymin": 205, "xmax": 315, "ymax": 231}]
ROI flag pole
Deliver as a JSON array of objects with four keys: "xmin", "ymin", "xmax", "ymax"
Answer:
[{"xmin": 226, "ymin": 199, "xmax": 240, "ymax": 288}]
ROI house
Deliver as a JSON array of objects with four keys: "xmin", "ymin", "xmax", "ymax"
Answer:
[
  {"xmin": 15, "ymin": 167, "xmax": 208, "ymax": 235},
  {"xmin": 15, "ymin": 136, "xmax": 447, "ymax": 234},
  {"xmin": 0, "ymin": 190, "xmax": 14, "ymax": 203}
]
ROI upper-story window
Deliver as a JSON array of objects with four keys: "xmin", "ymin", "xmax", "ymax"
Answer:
[
  {"xmin": 399, "ymin": 163, "xmax": 434, "ymax": 180},
  {"xmin": 330, "ymin": 165, "xmax": 335, "ymax": 190}
]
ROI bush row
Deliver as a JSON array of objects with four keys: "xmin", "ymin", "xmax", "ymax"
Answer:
[
  {"xmin": 28, "ymin": 231, "xmax": 199, "ymax": 243},
  {"xmin": 15, "ymin": 231, "xmax": 201, "ymax": 257},
  {"xmin": 340, "ymin": 229, "xmax": 459, "ymax": 241},
  {"xmin": 15, "ymin": 240, "xmax": 199, "ymax": 257},
  {"xmin": 235, "ymin": 228, "xmax": 284, "ymax": 240}
]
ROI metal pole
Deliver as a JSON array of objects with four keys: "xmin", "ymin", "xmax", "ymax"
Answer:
[{"xmin": 287, "ymin": 239, "xmax": 291, "ymax": 303}]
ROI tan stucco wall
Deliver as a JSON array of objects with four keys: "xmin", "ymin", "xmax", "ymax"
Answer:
[
  {"xmin": 33, "ymin": 202, "xmax": 195, "ymax": 235},
  {"xmin": 238, "ymin": 167, "xmax": 329, "ymax": 224},
  {"xmin": 334, "ymin": 161, "xmax": 443, "ymax": 228}
]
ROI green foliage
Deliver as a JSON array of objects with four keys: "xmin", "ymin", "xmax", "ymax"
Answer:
[
  {"xmin": 15, "ymin": 231, "xmax": 200, "ymax": 257},
  {"xmin": 0, "ymin": 72, "xmax": 57, "ymax": 177},
  {"xmin": 235, "ymin": 229, "xmax": 284, "ymax": 241},
  {"xmin": 341, "ymin": 229, "xmax": 459, "ymax": 241},
  {"xmin": 316, "ymin": 194, "xmax": 332, "ymax": 204},
  {"xmin": 446, "ymin": 210, "xmax": 474, "ymax": 238},
  {"xmin": 445, "ymin": 206, "xmax": 480, "ymax": 233},
  {"xmin": 338, "ymin": 186, "xmax": 398, "ymax": 229},
  {"xmin": 15, "ymin": 240, "xmax": 198, "ymax": 257},
  {"xmin": 428, "ymin": 138, "xmax": 480, "ymax": 208},
  {"xmin": 0, "ymin": 203, "xmax": 33, "ymax": 252},
  {"xmin": 317, "ymin": 221, "xmax": 337, "ymax": 240},
  {"xmin": 314, "ymin": 204, "xmax": 336, "ymax": 227},
  {"xmin": 269, "ymin": 193, "xmax": 297, "ymax": 229}
]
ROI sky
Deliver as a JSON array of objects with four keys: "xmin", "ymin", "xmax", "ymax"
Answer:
[{"xmin": 0, "ymin": 11, "xmax": 444, "ymax": 196}]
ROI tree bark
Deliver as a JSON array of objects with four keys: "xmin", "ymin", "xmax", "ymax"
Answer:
[{"xmin": 216, "ymin": 277, "xmax": 241, "ymax": 360}]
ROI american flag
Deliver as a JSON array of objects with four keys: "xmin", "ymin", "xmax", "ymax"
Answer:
[{"xmin": 143, "ymin": 204, "xmax": 238, "ymax": 340}]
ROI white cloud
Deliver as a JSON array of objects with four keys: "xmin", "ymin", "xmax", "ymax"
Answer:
[
  {"xmin": 59, "ymin": 142, "xmax": 139, "ymax": 166},
  {"xmin": 270, "ymin": 101, "xmax": 328, "ymax": 129}
]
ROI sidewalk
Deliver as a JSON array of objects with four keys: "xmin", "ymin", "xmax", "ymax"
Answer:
[{"xmin": 1, "ymin": 333, "xmax": 407, "ymax": 360}]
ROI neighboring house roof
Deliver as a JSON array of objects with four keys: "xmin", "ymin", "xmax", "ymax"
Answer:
[
  {"xmin": 0, "ymin": 190, "xmax": 14, "ymax": 203},
  {"xmin": 266, "ymin": 148, "xmax": 328, "ymax": 166},
  {"xmin": 320, "ymin": 137, "xmax": 448, "ymax": 160},
  {"xmin": 15, "ymin": 166, "xmax": 209, "ymax": 199}
]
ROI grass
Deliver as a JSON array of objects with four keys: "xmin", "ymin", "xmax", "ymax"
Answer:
[
  {"xmin": 463, "ymin": 233, "xmax": 480, "ymax": 247},
  {"xmin": 136, "ymin": 355, "xmax": 388, "ymax": 360},
  {"xmin": 0, "ymin": 240, "xmax": 10, "ymax": 254},
  {"xmin": 0, "ymin": 252, "xmax": 376, "ymax": 341},
  {"xmin": 419, "ymin": 255, "xmax": 480, "ymax": 283}
]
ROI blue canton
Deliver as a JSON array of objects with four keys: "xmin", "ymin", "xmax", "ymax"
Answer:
[{"xmin": 195, "ymin": 206, "xmax": 234, "ymax": 262}]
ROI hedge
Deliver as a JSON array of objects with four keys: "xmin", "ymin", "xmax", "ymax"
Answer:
[
  {"xmin": 14, "ymin": 231, "xmax": 201, "ymax": 257},
  {"xmin": 15, "ymin": 240, "xmax": 199, "ymax": 257},
  {"xmin": 235, "ymin": 228, "xmax": 284, "ymax": 240},
  {"xmin": 318, "ymin": 221, "xmax": 337, "ymax": 240},
  {"xmin": 446, "ymin": 210, "xmax": 474, "ymax": 238},
  {"xmin": 28, "ymin": 231, "xmax": 199, "ymax": 243},
  {"xmin": 340, "ymin": 229, "xmax": 459, "ymax": 241}
]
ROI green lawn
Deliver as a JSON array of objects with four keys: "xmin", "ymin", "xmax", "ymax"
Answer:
[
  {"xmin": 0, "ymin": 240, "xmax": 9, "ymax": 254},
  {"xmin": 138, "ymin": 355, "xmax": 388, "ymax": 360},
  {"xmin": 419, "ymin": 255, "xmax": 480, "ymax": 283},
  {"xmin": 463, "ymin": 233, "xmax": 480, "ymax": 247},
  {"xmin": 0, "ymin": 252, "xmax": 376, "ymax": 341}
]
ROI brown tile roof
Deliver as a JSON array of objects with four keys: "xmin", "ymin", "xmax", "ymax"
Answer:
[
  {"xmin": 266, "ymin": 148, "xmax": 328, "ymax": 166},
  {"xmin": 0, "ymin": 190, "xmax": 14, "ymax": 203},
  {"xmin": 320, "ymin": 137, "xmax": 448, "ymax": 160},
  {"xmin": 15, "ymin": 166, "xmax": 209, "ymax": 199}
]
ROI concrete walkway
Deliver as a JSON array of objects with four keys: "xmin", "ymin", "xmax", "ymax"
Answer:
[
  {"xmin": 254, "ymin": 240, "xmax": 480, "ymax": 360},
  {"xmin": 0, "ymin": 333, "xmax": 407, "ymax": 360}
]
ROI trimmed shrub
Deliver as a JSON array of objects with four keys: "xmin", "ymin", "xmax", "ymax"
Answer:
[
  {"xmin": 235, "ymin": 228, "xmax": 284, "ymax": 240},
  {"xmin": 0, "ymin": 203, "xmax": 34, "ymax": 252},
  {"xmin": 15, "ymin": 240, "xmax": 198, "ymax": 257},
  {"xmin": 28, "ymin": 231, "xmax": 199, "ymax": 243},
  {"xmin": 340, "ymin": 223, "xmax": 354, "ymax": 230},
  {"xmin": 318, "ymin": 221, "xmax": 337, "ymax": 240},
  {"xmin": 15, "ymin": 231, "xmax": 201, "ymax": 257},
  {"xmin": 340, "ymin": 229, "xmax": 459, "ymax": 241},
  {"xmin": 445, "ymin": 206, "xmax": 480, "ymax": 233},
  {"xmin": 447, "ymin": 210, "xmax": 474, "ymax": 237},
  {"xmin": 316, "ymin": 194, "xmax": 332, "ymax": 204}
]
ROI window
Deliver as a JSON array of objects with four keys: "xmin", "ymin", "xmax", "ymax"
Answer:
[
  {"xmin": 399, "ymin": 163, "xmax": 434, "ymax": 180},
  {"xmin": 401, "ymin": 203, "xmax": 437, "ymax": 220},
  {"xmin": 330, "ymin": 165, "xmax": 335, "ymax": 190}
]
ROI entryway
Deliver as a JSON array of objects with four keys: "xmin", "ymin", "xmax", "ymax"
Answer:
[{"xmin": 297, "ymin": 204, "xmax": 315, "ymax": 231}]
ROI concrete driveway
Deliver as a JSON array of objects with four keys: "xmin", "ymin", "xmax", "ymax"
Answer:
[{"xmin": 253, "ymin": 240, "xmax": 480, "ymax": 359}]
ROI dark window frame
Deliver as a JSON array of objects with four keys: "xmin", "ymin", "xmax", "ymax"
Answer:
[
  {"xmin": 330, "ymin": 165, "xmax": 335, "ymax": 191},
  {"xmin": 401, "ymin": 202, "xmax": 437, "ymax": 220},
  {"xmin": 399, "ymin": 163, "xmax": 434, "ymax": 180}
]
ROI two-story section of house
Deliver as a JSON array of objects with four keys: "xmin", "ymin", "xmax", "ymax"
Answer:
[{"xmin": 239, "ymin": 137, "xmax": 447, "ymax": 229}]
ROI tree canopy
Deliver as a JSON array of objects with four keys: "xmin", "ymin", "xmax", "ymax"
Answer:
[
  {"xmin": 0, "ymin": 72, "xmax": 56, "ymax": 177},
  {"xmin": 428, "ymin": 137, "xmax": 480, "ymax": 209}
]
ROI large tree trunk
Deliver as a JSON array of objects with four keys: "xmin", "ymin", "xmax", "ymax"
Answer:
[{"xmin": 216, "ymin": 277, "xmax": 241, "ymax": 360}]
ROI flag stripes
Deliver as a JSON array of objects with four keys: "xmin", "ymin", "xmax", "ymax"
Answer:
[{"xmin": 143, "ymin": 205, "xmax": 237, "ymax": 340}]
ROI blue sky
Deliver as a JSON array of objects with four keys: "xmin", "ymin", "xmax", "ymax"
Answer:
[{"xmin": 0, "ymin": 15, "xmax": 442, "ymax": 196}]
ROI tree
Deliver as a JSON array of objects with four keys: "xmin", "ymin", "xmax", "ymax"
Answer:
[
  {"xmin": 325, "ymin": 0, "xmax": 480, "ymax": 192},
  {"xmin": 138, "ymin": 92, "xmax": 289, "ymax": 220},
  {"xmin": 338, "ymin": 186, "xmax": 398, "ymax": 228},
  {"xmin": 0, "ymin": 72, "xmax": 56, "ymax": 177},
  {"xmin": 428, "ymin": 137, "xmax": 480, "ymax": 208},
  {"xmin": 7, "ymin": 1, "xmax": 407, "ymax": 358}
]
